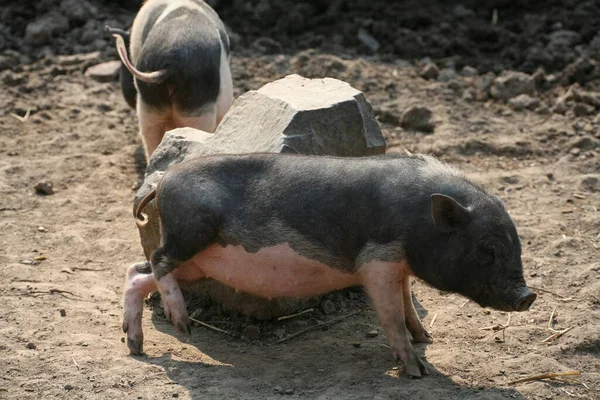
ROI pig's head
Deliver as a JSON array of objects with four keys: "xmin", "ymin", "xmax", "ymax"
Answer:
[{"xmin": 410, "ymin": 193, "xmax": 536, "ymax": 312}]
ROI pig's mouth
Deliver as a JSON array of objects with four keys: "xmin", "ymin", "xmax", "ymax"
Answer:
[
  {"xmin": 473, "ymin": 286, "xmax": 537, "ymax": 312},
  {"xmin": 513, "ymin": 289, "xmax": 537, "ymax": 312}
]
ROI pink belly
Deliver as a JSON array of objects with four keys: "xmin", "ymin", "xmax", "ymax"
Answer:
[{"xmin": 183, "ymin": 243, "xmax": 361, "ymax": 299}]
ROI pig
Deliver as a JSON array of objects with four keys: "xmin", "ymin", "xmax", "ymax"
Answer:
[
  {"xmin": 123, "ymin": 153, "xmax": 537, "ymax": 377},
  {"xmin": 108, "ymin": 0, "xmax": 234, "ymax": 159}
]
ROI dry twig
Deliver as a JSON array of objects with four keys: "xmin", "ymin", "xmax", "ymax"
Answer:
[
  {"xmin": 508, "ymin": 371, "xmax": 581, "ymax": 385},
  {"xmin": 429, "ymin": 313, "xmax": 438, "ymax": 328},
  {"xmin": 189, "ymin": 316, "xmax": 233, "ymax": 337},
  {"xmin": 277, "ymin": 308, "xmax": 314, "ymax": 321},
  {"xmin": 277, "ymin": 310, "xmax": 362, "ymax": 344},
  {"xmin": 10, "ymin": 108, "xmax": 31, "ymax": 123},
  {"xmin": 460, "ymin": 299, "xmax": 470, "ymax": 308},
  {"xmin": 480, "ymin": 313, "xmax": 511, "ymax": 342},
  {"xmin": 529, "ymin": 286, "xmax": 565, "ymax": 298},
  {"xmin": 28, "ymin": 288, "xmax": 80, "ymax": 299},
  {"xmin": 542, "ymin": 326, "xmax": 575, "ymax": 343}
]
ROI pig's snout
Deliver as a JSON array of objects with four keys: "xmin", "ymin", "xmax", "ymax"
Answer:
[{"xmin": 514, "ymin": 289, "xmax": 537, "ymax": 312}]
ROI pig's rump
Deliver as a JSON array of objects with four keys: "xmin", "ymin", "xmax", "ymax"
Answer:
[
  {"xmin": 175, "ymin": 243, "xmax": 362, "ymax": 299},
  {"xmin": 135, "ymin": 6, "xmax": 223, "ymax": 114}
]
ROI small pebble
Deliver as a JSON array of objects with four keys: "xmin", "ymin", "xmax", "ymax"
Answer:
[
  {"xmin": 285, "ymin": 389, "xmax": 294, "ymax": 395},
  {"xmin": 64, "ymin": 384, "xmax": 73, "ymax": 391},
  {"xmin": 38, "ymin": 226, "xmax": 48, "ymax": 232},
  {"xmin": 273, "ymin": 386, "xmax": 283, "ymax": 393},
  {"xmin": 366, "ymin": 330, "xmax": 379, "ymax": 338},
  {"xmin": 59, "ymin": 309, "xmax": 66, "ymax": 317},
  {"xmin": 34, "ymin": 180, "xmax": 54, "ymax": 195},
  {"xmin": 26, "ymin": 342, "xmax": 36, "ymax": 350},
  {"xmin": 321, "ymin": 299, "xmax": 335, "ymax": 314},
  {"xmin": 244, "ymin": 325, "xmax": 261, "ymax": 340}
]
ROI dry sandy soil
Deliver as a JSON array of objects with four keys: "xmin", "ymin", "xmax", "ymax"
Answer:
[{"xmin": 1, "ymin": 1, "xmax": 599, "ymax": 399}]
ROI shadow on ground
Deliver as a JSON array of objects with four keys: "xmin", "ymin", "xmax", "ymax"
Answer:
[{"xmin": 126, "ymin": 296, "xmax": 527, "ymax": 399}]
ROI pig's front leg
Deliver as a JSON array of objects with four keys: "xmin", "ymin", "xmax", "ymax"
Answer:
[
  {"xmin": 123, "ymin": 262, "xmax": 157, "ymax": 355},
  {"xmin": 402, "ymin": 276, "xmax": 433, "ymax": 343},
  {"xmin": 360, "ymin": 261, "xmax": 429, "ymax": 378}
]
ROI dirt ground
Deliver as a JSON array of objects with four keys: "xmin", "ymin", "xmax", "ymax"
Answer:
[{"xmin": 1, "ymin": 1, "xmax": 599, "ymax": 399}]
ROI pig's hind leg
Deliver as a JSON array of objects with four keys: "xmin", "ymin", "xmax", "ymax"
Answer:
[
  {"xmin": 122, "ymin": 261, "xmax": 157, "ymax": 355},
  {"xmin": 402, "ymin": 276, "xmax": 433, "ymax": 343},
  {"xmin": 138, "ymin": 101, "xmax": 167, "ymax": 159},
  {"xmin": 150, "ymin": 210, "xmax": 218, "ymax": 336},
  {"xmin": 360, "ymin": 261, "xmax": 429, "ymax": 378}
]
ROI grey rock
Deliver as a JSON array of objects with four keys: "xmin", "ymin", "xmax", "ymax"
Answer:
[
  {"xmin": 34, "ymin": 180, "xmax": 54, "ymax": 195},
  {"xmin": 571, "ymin": 136, "xmax": 599, "ymax": 151},
  {"xmin": 461, "ymin": 66, "xmax": 478, "ymax": 77},
  {"xmin": 25, "ymin": 12, "xmax": 70, "ymax": 45},
  {"xmin": 573, "ymin": 103, "xmax": 596, "ymax": 117},
  {"xmin": 56, "ymin": 51, "xmax": 101, "ymax": 66},
  {"xmin": 2, "ymin": 71, "xmax": 26, "ymax": 87},
  {"xmin": 0, "ymin": 55, "xmax": 14, "ymax": 71},
  {"xmin": 252, "ymin": 37, "xmax": 282, "ymax": 54},
  {"xmin": 321, "ymin": 299, "xmax": 336, "ymax": 315},
  {"xmin": 508, "ymin": 94, "xmax": 540, "ymax": 111},
  {"xmin": 134, "ymin": 74, "xmax": 386, "ymax": 319},
  {"xmin": 477, "ymin": 71, "xmax": 496, "ymax": 93},
  {"xmin": 552, "ymin": 97, "xmax": 570, "ymax": 115},
  {"xmin": 531, "ymin": 67, "xmax": 546, "ymax": 89},
  {"xmin": 60, "ymin": 0, "xmax": 98, "ymax": 24},
  {"xmin": 490, "ymin": 71, "xmax": 535, "ymax": 101},
  {"xmin": 438, "ymin": 68, "xmax": 457, "ymax": 82},
  {"xmin": 454, "ymin": 4, "xmax": 475, "ymax": 18},
  {"xmin": 84, "ymin": 61, "xmax": 121, "ymax": 82},
  {"xmin": 420, "ymin": 63, "xmax": 439, "ymax": 80},
  {"xmin": 580, "ymin": 175, "xmax": 599, "ymax": 192},
  {"xmin": 400, "ymin": 106, "xmax": 434, "ymax": 133},
  {"xmin": 366, "ymin": 329, "xmax": 379, "ymax": 338},
  {"xmin": 244, "ymin": 325, "xmax": 261, "ymax": 340},
  {"xmin": 358, "ymin": 28, "xmax": 380, "ymax": 52}
]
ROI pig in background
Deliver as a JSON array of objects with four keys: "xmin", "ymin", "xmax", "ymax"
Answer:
[
  {"xmin": 108, "ymin": 0, "xmax": 233, "ymax": 159},
  {"xmin": 123, "ymin": 153, "xmax": 537, "ymax": 378}
]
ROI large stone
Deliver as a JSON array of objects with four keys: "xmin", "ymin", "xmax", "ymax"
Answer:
[
  {"xmin": 134, "ymin": 74, "xmax": 386, "ymax": 320},
  {"xmin": 25, "ymin": 12, "xmax": 70, "ymax": 45},
  {"xmin": 84, "ymin": 61, "xmax": 121, "ymax": 82}
]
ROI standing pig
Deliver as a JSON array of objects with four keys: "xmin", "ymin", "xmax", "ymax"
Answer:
[
  {"xmin": 109, "ymin": 0, "xmax": 233, "ymax": 159},
  {"xmin": 123, "ymin": 154, "xmax": 536, "ymax": 377}
]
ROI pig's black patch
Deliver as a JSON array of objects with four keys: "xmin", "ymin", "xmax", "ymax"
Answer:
[
  {"xmin": 190, "ymin": 0, "xmax": 230, "ymax": 56},
  {"xmin": 135, "ymin": 6, "xmax": 223, "ymax": 114},
  {"xmin": 149, "ymin": 153, "xmax": 533, "ymax": 314}
]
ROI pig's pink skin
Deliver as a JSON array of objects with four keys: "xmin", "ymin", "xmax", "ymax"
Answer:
[{"xmin": 123, "ymin": 244, "xmax": 429, "ymax": 377}]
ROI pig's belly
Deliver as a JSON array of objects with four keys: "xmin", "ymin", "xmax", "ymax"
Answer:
[{"xmin": 184, "ymin": 243, "xmax": 361, "ymax": 299}]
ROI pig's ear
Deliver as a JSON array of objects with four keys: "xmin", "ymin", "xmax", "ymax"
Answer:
[{"xmin": 430, "ymin": 193, "xmax": 472, "ymax": 232}]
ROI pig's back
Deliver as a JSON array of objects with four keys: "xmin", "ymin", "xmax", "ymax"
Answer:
[{"xmin": 159, "ymin": 154, "xmax": 490, "ymax": 272}]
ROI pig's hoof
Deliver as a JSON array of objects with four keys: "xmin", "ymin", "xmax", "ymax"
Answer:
[
  {"xmin": 176, "ymin": 321, "xmax": 192, "ymax": 336},
  {"xmin": 122, "ymin": 320, "xmax": 129, "ymax": 333},
  {"xmin": 127, "ymin": 337, "xmax": 144, "ymax": 355},
  {"xmin": 412, "ymin": 329, "xmax": 433, "ymax": 344},
  {"xmin": 392, "ymin": 346, "xmax": 429, "ymax": 378}
]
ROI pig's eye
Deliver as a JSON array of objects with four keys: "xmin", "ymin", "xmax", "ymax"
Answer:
[{"xmin": 477, "ymin": 244, "xmax": 496, "ymax": 264}]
